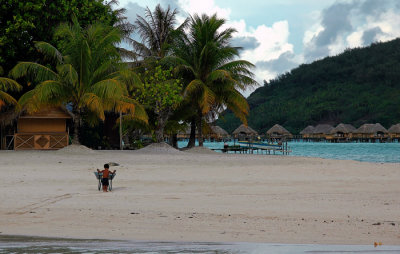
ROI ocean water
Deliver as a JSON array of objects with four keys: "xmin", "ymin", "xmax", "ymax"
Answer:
[
  {"xmin": 1, "ymin": 236, "xmax": 399, "ymax": 254},
  {"xmin": 177, "ymin": 141, "xmax": 400, "ymax": 163}
]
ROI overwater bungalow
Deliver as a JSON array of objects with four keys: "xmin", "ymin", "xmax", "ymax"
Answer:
[
  {"xmin": 327, "ymin": 123, "xmax": 356, "ymax": 141},
  {"xmin": 14, "ymin": 107, "xmax": 72, "ymax": 150},
  {"xmin": 388, "ymin": 123, "xmax": 400, "ymax": 140},
  {"xmin": 177, "ymin": 126, "xmax": 191, "ymax": 139},
  {"xmin": 354, "ymin": 123, "xmax": 388, "ymax": 140},
  {"xmin": 299, "ymin": 125, "xmax": 315, "ymax": 139},
  {"xmin": 232, "ymin": 124, "xmax": 258, "ymax": 140},
  {"xmin": 266, "ymin": 124, "xmax": 292, "ymax": 139},
  {"xmin": 208, "ymin": 125, "xmax": 229, "ymax": 140},
  {"xmin": 312, "ymin": 124, "xmax": 334, "ymax": 139}
]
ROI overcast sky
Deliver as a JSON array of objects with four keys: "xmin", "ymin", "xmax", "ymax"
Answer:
[{"xmin": 116, "ymin": 0, "xmax": 400, "ymax": 96}]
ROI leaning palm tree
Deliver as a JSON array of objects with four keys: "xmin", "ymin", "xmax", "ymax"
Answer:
[
  {"xmin": 170, "ymin": 14, "xmax": 257, "ymax": 146},
  {"xmin": 10, "ymin": 18, "xmax": 147, "ymax": 145}
]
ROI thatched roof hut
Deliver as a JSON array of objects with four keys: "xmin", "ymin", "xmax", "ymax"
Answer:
[
  {"xmin": 266, "ymin": 124, "xmax": 292, "ymax": 138},
  {"xmin": 177, "ymin": 126, "xmax": 191, "ymax": 138},
  {"xmin": 388, "ymin": 123, "xmax": 400, "ymax": 134},
  {"xmin": 388, "ymin": 123, "xmax": 400, "ymax": 138},
  {"xmin": 14, "ymin": 107, "xmax": 72, "ymax": 150},
  {"xmin": 300, "ymin": 125, "xmax": 315, "ymax": 135},
  {"xmin": 232, "ymin": 124, "xmax": 258, "ymax": 137},
  {"xmin": 330, "ymin": 123, "xmax": 356, "ymax": 134},
  {"xmin": 210, "ymin": 125, "xmax": 229, "ymax": 137},
  {"xmin": 313, "ymin": 124, "xmax": 334, "ymax": 134},
  {"xmin": 355, "ymin": 123, "xmax": 388, "ymax": 134}
]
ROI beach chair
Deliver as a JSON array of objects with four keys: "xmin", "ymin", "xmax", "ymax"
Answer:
[{"xmin": 94, "ymin": 172, "xmax": 116, "ymax": 191}]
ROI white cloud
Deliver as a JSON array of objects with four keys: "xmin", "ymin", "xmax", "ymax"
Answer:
[
  {"xmin": 177, "ymin": 0, "xmax": 231, "ymax": 19},
  {"xmin": 303, "ymin": 0, "xmax": 400, "ymax": 62}
]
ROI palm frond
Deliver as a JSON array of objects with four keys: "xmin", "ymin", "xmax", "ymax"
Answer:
[
  {"xmin": 184, "ymin": 79, "xmax": 204, "ymax": 97},
  {"xmin": 0, "ymin": 91, "xmax": 19, "ymax": 110},
  {"xmin": 91, "ymin": 79, "xmax": 125, "ymax": 99},
  {"xmin": 33, "ymin": 80, "xmax": 68, "ymax": 104},
  {"xmin": 0, "ymin": 77, "xmax": 23, "ymax": 92},
  {"xmin": 56, "ymin": 64, "xmax": 78, "ymax": 87},
  {"xmin": 199, "ymin": 85, "xmax": 216, "ymax": 114},
  {"xmin": 34, "ymin": 41, "xmax": 63, "ymax": 64},
  {"xmin": 80, "ymin": 93, "xmax": 105, "ymax": 120},
  {"xmin": 10, "ymin": 62, "xmax": 58, "ymax": 83}
]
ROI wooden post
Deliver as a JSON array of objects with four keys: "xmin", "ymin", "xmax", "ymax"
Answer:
[{"xmin": 119, "ymin": 111, "xmax": 123, "ymax": 150}]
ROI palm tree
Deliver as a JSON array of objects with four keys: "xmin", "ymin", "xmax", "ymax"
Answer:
[
  {"xmin": 10, "ymin": 18, "xmax": 147, "ymax": 145},
  {"xmin": 171, "ymin": 14, "xmax": 257, "ymax": 146},
  {"xmin": 129, "ymin": 4, "xmax": 187, "ymax": 60}
]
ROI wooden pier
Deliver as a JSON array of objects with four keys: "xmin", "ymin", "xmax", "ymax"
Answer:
[{"xmin": 212, "ymin": 142, "xmax": 291, "ymax": 155}]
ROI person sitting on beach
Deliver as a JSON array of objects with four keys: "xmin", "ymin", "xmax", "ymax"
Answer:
[{"xmin": 97, "ymin": 164, "xmax": 116, "ymax": 192}]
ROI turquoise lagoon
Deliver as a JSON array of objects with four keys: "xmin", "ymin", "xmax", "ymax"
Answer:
[{"xmin": 177, "ymin": 141, "xmax": 400, "ymax": 163}]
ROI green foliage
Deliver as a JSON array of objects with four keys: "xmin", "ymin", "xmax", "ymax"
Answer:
[
  {"xmin": 0, "ymin": 77, "xmax": 22, "ymax": 109},
  {"xmin": 132, "ymin": 65, "xmax": 182, "ymax": 142},
  {"xmin": 136, "ymin": 65, "xmax": 183, "ymax": 113},
  {"xmin": 171, "ymin": 14, "xmax": 257, "ymax": 128},
  {"xmin": 0, "ymin": 0, "xmax": 122, "ymax": 73},
  {"xmin": 10, "ymin": 19, "xmax": 147, "ymax": 144},
  {"xmin": 218, "ymin": 39, "xmax": 400, "ymax": 134}
]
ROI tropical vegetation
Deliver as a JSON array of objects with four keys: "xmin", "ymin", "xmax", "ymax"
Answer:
[
  {"xmin": 10, "ymin": 18, "xmax": 147, "ymax": 144},
  {"xmin": 0, "ymin": 0, "xmax": 129, "ymax": 74},
  {"xmin": 171, "ymin": 14, "xmax": 257, "ymax": 146},
  {"xmin": 218, "ymin": 38, "xmax": 400, "ymax": 134},
  {"xmin": 1, "ymin": 2, "xmax": 256, "ymax": 149}
]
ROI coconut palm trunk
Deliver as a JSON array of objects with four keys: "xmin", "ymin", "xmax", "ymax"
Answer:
[
  {"xmin": 197, "ymin": 110, "xmax": 203, "ymax": 147},
  {"xmin": 72, "ymin": 111, "xmax": 81, "ymax": 145},
  {"xmin": 186, "ymin": 117, "xmax": 196, "ymax": 148}
]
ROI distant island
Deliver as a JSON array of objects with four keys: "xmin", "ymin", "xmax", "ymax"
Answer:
[{"xmin": 217, "ymin": 38, "xmax": 400, "ymax": 134}]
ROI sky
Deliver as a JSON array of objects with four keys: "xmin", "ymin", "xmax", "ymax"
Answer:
[{"xmin": 116, "ymin": 0, "xmax": 400, "ymax": 96}]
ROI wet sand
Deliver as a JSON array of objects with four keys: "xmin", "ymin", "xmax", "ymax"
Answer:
[{"xmin": 0, "ymin": 146, "xmax": 399, "ymax": 245}]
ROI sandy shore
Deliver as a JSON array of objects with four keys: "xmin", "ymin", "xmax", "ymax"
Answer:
[{"xmin": 0, "ymin": 145, "xmax": 399, "ymax": 245}]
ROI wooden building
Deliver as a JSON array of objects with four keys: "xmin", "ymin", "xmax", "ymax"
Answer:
[
  {"xmin": 232, "ymin": 124, "xmax": 258, "ymax": 140},
  {"xmin": 327, "ymin": 123, "xmax": 356, "ymax": 141},
  {"xmin": 311, "ymin": 124, "xmax": 334, "ymax": 139},
  {"xmin": 300, "ymin": 125, "xmax": 315, "ymax": 139},
  {"xmin": 354, "ymin": 123, "xmax": 388, "ymax": 140},
  {"xmin": 207, "ymin": 125, "xmax": 229, "ymax": 140},
  {"xmin": 388, "ymin": 123, "xmax": 400, "ymax": 139},
  {"xmin": 266, "ymin": 124, "xmax": 292, "ymax": 139},
  {"xmin": 14, "ymin": 107, "xmax": 72, "ymax": 150}
]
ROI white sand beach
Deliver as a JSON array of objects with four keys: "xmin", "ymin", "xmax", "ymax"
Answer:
[{"xmin": 0, "ymin": 144, "xmax": 399, "ymax": 245}]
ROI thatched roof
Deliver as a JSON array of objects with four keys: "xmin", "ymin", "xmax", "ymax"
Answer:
[
  {"xmin": 0, "ymin": 109, "xmax": 19, "ymax": 126},
  {"xmin": 266, "ymin": 124, "xmax": 292, "ymax": 136},
  {"xmin": 356, "ymin": 123, "xmax": 388, "ymax": 134},
  {"xmin": 330, "ymin": 123, "xmax": 356, "ymax": 134},
  {"xmin": 210, "ymin": 125, "xmax": 229, "ymax": 136},
  {"xmin": 313, "ymin": 124, "xmax": 334, "ymax": 134},
  {"xmin": 232, "ymin": 124, "xmax": 258, "ymax": 135},
  {"xmin": 388, "ymin": 123, "xmax": 400, "ymax": 134},
  {"xmin": 300, "ymin": 125, "xmax": 315, "ymax": 135}
]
